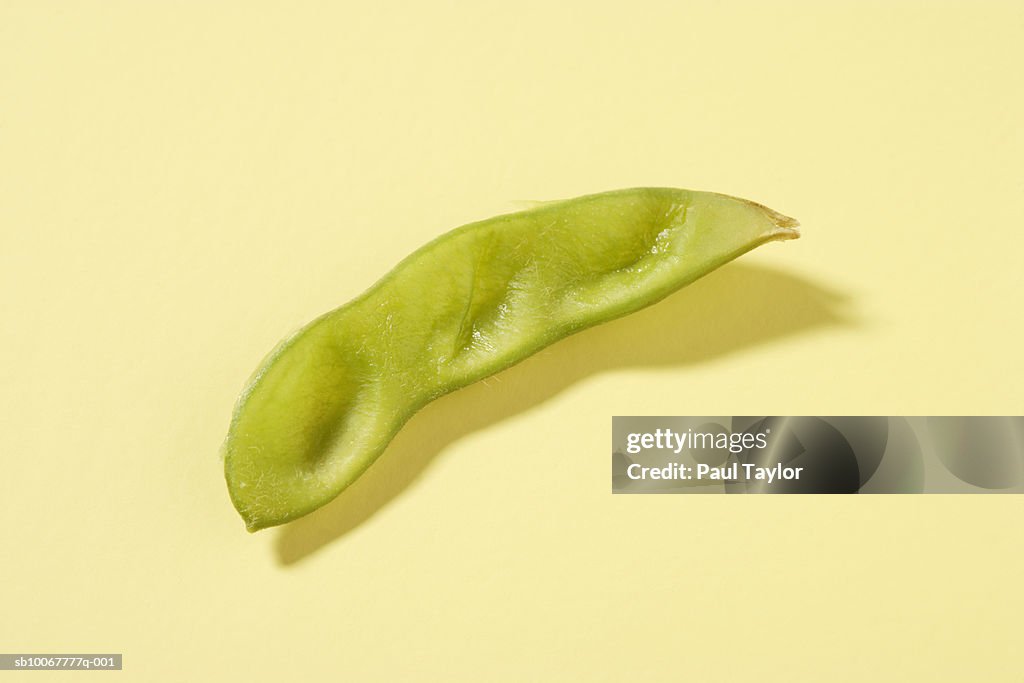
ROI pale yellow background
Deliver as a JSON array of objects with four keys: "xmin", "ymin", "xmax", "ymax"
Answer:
[{"xmin": 2, "ymin": 1, "xmax": 1022, "ymax": 681}]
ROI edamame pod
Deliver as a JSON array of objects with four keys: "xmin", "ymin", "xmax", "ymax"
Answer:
[{"xmin": 223, "ymin": 187, "xmax": 799, "ymax": 530}]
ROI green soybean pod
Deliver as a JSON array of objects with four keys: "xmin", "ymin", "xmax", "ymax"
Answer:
[{"xmin": 223, "ymin": 187, "xmax": 799, "ymax": 530}]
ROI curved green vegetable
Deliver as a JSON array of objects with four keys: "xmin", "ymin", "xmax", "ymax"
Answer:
[{"xmin": 223, "ymin": 187, "xmax": 799, "ymax": 530}]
